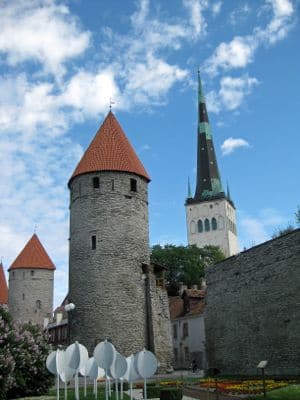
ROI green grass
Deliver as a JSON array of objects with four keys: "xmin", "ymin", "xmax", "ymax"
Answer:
[
  {"xmin": 46, "ymin": 387, "xmax": 131, "ymax": 400},
  {"xmin": 249, "ymin": 384, "xmax": 300, "ymax": 400}
]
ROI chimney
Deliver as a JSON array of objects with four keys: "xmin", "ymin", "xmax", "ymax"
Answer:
[{"xmin": 179, "ymin": 282, "xmax": 187, "ymax": 296}]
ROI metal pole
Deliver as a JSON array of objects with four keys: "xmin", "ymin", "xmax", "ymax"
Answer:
[
  {"xmin": 57, "ymin": 374, "xmax": 60, "ymax": 400},
  {"xmin": 262, "ymin": 368, "xmax": 266, "ymax": 398},
  {"xmin": 144, "ymin": 379, "xmax": 147, "ymax": 400}
]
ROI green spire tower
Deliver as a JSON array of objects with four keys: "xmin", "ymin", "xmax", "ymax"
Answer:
[
  {"xmin": 185, "ymin": 71, "xmax": 239, "ymax": 258},
  {"xmin": 194, "ymin": 70, "xmax": 224, "ymax": 201}
]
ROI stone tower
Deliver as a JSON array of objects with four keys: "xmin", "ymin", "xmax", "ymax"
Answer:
[
  {"xmin": 68, "ymin": 111, "xmax": 173, "ymax": 368},
  {"xmin": 8, "ymin": 234, "xmax": 55, "ymax": 325},
  {"xmin": 0, "ymin": 262, "xmax": 8, "ymax": 305},
  {"xmin": 185, "ymin": 72, "xmax": 239, "ymax": 258}
]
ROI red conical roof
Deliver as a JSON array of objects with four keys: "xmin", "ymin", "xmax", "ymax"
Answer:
[
  {"xmin": 0, "ymin": 262, "xmax": 8, "ymax": 304},
  {"xmin": 69, "ymin": 111, "xmax": 150, "ymax": 185},
  {"xmin": 9, "ymin": 234, "xmax": 55, "ymax": 271}
]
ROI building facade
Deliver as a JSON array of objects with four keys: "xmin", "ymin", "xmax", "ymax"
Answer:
[
  {"xmin": 8, "ymin": 234, "xmax": 55, "ymax": 325},
  {"xmin": 186, "ymin": 73, "xmax": 239, "ymax": 258},
  {"xmin": 68, "ymin": 111, "xmax": 173, "ymax": 369},
  {"xmin": 169, "ymin": 288, "xmax": 206, "ymax": 370}
]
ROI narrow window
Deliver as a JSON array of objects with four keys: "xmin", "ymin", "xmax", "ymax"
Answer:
[
  {"xmin": 174, "ymin": 348, "xmax": 178, "ymax": 363},
  {"xmin": 205, "ymin": 218, "xmax": 210, "ymax": 231},
  {"xmin": 183, "ymin": 322, "xmax": 189, "ymax": 338},
  {"xmin": 197, "ymin": 219, "xmax": 203, "ymax": 233},
  {"xmin": 212, "ymin": 217, "xmax": 217, "ymax": 230},
  {"xmin": 36, "ymin": 300, "xmax": 41, "ymax": 309},
  {"xmin": 93, "ymin": 177, "xmax": 100, "ymax": 189},
  {"xmin": 23, "ymin": 271, "xmax": 25, "ymax": 279},
  {"xmin": 91, "ymin": 235, "xmax": 96, "ymax": 250},
  {"xmin": 22, "ymin": 293, "xmax": 25, "ymax": 300},
  {"xmin": 31, "ymin": 270, "xmax": 34, "ymax": 277},
  {"xmin": 12, "ymin": 271, "xmax": 15, "ymax": 278},
  {"xmin": 130, "ymin": 178, "xmax": 137, "ymax": 192},
  {"xmin": 111, "ymin": 179, "xmax": 115, "ymax": 191},
  {"xmin": 173, "ymin": 324, "xmax": 177, "ymax": 339}
]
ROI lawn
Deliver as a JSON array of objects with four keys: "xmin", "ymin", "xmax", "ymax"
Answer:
[{"xmin": 249, "ymin": 384, "xmax": 300, "ymax": 400}]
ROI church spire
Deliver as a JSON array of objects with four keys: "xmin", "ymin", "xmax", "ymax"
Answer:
[{"xmin": 193, "ymin": 70, "xmax": 224, "ymax": 202}]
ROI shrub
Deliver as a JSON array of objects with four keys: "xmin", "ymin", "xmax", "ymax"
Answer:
[
  {"xmin": 0, "ymin": 305, "xmax": 52, "ymax": 399},
  {"xmin": 147, "ymin": 386, "xmax": 161, "ymax": 398},
  {"xmin": 160, "ymin": 388, "xmax": 182, "ymax": 400}
]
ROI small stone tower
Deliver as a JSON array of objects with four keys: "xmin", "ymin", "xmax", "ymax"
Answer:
[
  {"xmin": 0, "ymin": 262, "xmax": 8, "ymax": 305},
  {"xmin": 68, "ymin": 111, "xmax": 173, "ymax": 368},
  {"xmin": 8, "ymin": 234, "xmax": 55, "ymax": 325},
  {"xmin": 186, "ymin": 72, "xmax": 239, "ymax": 257}
]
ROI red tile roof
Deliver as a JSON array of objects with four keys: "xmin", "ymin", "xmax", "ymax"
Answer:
[
  {"xmin": 0, "ymin": 262, "xmax": 8, "ymax": 304},
  {"xmin": 169, "ymin": 289, "xmax": 206, "ymax": 319},
  {"xmin": 9, "ymin": 234, "xmax": 55, "ymax": 271},
  {"xmin": 69, "ymin": 111, "xmax": 150, "ymax": 185}
]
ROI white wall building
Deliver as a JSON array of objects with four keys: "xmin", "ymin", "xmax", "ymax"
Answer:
[{"xmin": 169, "ymin": 288, "xmax": 206, "ymax": 370}]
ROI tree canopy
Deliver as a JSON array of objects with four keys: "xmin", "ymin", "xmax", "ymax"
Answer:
[{"xmin": 150, "ymin": 244, "xmax": 225, "ymax": 295}]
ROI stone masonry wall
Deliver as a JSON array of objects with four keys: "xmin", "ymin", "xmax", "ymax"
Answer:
[
  {"xmin": 69, "ymin": 171, "xmax": 150, "ymax": 356},
  {"xmin": 148, "ymin": 269, "xmax": 174, "ymax": 370},
  {"xmin": 205, "ymin": 229, "xmax": 300, "ymax": 375},
  {"xmin": 8, "ymin": 268, "xmax": 54, "ymax": 325}
]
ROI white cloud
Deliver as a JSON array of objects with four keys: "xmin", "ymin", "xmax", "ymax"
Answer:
[
  {"xmin": 211, "ymin": 2, "xmax": 223, "ymax": 16},
  {"xmin": 182, "ymin": 0, "xmax": 209, "ymax": 38},
  {"xmin": 206, "ymin": 75, "xmax": 259, "ymax": 113},
  {"xmin": 204, "ymin": 36, "xmax": 257, "ymax": 75},
  {"xmin": 229, "ymin": 3, "xmax": 251, "ymax": 25},
  {"xmin": 221, "ymin": 137, "xmax": 250, "ymax": 155},
  {"xmin": 239, "ymin": 208, "xmax": 289, "ymax": 249},
  {"xmin": 204, "ymin": 0, "xmax": 295, "ymax": 75},
  {"xmin": 0, "ymin": 0, "xmax": 90, "ymax": 77}
]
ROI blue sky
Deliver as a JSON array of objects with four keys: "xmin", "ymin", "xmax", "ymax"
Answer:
[{"xmin": 0, "ymin": 0, "xmax": 299, "ymax": 307}]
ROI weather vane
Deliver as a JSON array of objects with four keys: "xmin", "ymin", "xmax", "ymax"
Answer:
[{"xmin": 109, "ymin": 98, "xmax": 115, "ymax": 111}]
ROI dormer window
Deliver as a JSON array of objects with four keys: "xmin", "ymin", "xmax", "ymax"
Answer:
[
  {"xmin": 130, "ymin": 178, "xmax": 137, "ymax": 192},
  {"xmin": 93, "ymin": 177, "xmax": 100, "ymax": 188}
]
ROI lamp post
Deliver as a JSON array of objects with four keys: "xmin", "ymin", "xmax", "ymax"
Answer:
[
  {"xmin": 257, "ymin": 360, "xmax": 268, "ymax": 398},
  {"xmin": 64, "ymin": 303, "xmax": 75, "ymax": 345}
]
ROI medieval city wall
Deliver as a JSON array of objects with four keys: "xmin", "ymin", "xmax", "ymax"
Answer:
[{"xmin": 205, "ymin": 229, "xmax": 300, "ymax": 375}]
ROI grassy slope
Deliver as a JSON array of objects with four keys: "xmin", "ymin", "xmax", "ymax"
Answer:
[{"xmin": 249, "ymin": 385, "xmax": 300, "ymax": 400}]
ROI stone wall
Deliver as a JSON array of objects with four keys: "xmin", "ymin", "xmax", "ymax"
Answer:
[
  {"xmin": 8, "ymin": 268, "xmax": 54, "ymax": 325},
  {"xmin": 148, "ymin": 269, "xmax": 174, "ymax": 370},
  {"xmin": 205, "ymin": 229, "xmax": 300, "ymax": 375}
]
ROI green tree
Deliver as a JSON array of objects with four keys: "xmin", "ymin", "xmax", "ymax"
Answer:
[
  {"xmin": 151, "ymin": 244, "xmax": 224, "ymax": 295},
  {"xmin": 295, "ymin": 206, "xmax": 300, "ymax": 226}
]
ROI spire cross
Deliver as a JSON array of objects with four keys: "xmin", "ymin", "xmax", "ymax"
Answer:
[{"xmin": 109, "ymin": 98, "xmax": 115, "ymax": 111}]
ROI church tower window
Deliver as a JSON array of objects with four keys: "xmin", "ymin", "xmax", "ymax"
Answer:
[
  {"xmin": 205, "ymin": 218, "xmax": 210, "ymax": 231},
  {"xmin": 93, "ymin": 177, "xmax": 100, "ymax": 188},
  {"xmin": 130, "ymin": 178, "xmax": 137, "ymax": 192},
  {"xmin": 212, "ymin": 217, "xmax": 217, "ymax": 230},
  {"xmin": 197, "ymin": 220, "xmax": 203, "ymax": 233}
]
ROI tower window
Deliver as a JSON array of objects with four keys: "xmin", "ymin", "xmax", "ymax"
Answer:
[
  {"xmin": 205, "ymin": 218, "xmax": 210, "ymax": 231},
  {"xmin": 31, "ymin": 270, "xmax": 34, "ymax": 277},
  {"xmin": 23, "ymin": 271, "xmax": 25, "ymax": 279},
  {"xmin": 91, "ymin": 235, "xmax": 96, "ymax": 250},
  {"xmin": 197, "ymin": 219, "xmax": 203, "ymax": 233},
  {"xmin": 130, "ymin": 178, "xmax": 137, "ymax": 192},
  {"xmin": 22, "ymin": 293, "xmax": 25, "ymax": 300},
  {"xmin": 111, "ymin": 179, "xmax": 115, "ymax": 191},
  {"xmin": 212, "ymin": 217, "xmax": 217, "ymax": 230},
  {"xmin": 36, "ymin": 300, "xmax": 41, "ymax": 309},
  {"xmin": 93, "ymin": 177, "xmax": 100, "ymax": 188}
]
